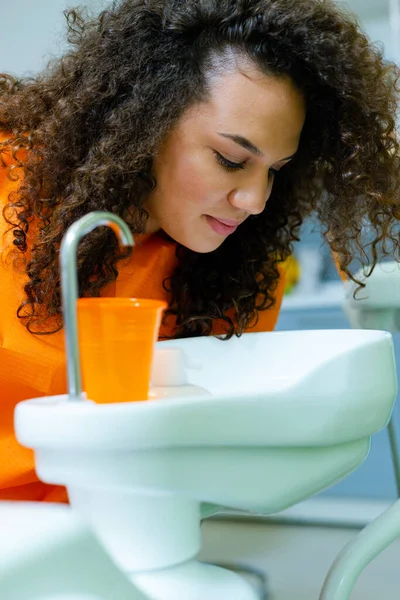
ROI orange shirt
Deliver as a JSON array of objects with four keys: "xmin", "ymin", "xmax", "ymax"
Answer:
[{"xmin": 0, "ymin": 133, "xmax": 285, "ymax": 502}]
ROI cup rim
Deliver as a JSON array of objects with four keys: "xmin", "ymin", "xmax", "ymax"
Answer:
[{"xmin": 77, "ymin": 297, "xmax": 167, "ymax": 310}]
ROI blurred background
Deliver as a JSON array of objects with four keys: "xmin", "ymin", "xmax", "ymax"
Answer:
[{"xmin": 2, "ymin": 1, "xmax": 400, "ymax": 598}]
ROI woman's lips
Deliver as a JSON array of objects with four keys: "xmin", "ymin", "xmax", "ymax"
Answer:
[{"xmin": 205, "ymin": 215, "xmax": 241, "ymax": 236}]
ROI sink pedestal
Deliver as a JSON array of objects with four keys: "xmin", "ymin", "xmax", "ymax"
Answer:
[{"xmin": 68, "ymin": 486, "xmax": 258, "ymax": 600}]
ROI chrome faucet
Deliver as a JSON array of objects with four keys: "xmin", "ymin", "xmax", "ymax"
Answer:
[{"xmin": 60, "ymin": 212, "xmax": 134, "ymax": 401}]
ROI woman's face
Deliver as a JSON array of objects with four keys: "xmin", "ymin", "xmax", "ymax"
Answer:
[{"xmin": 145, "ymin": 62, "xmax": 306, "ymax": 253}]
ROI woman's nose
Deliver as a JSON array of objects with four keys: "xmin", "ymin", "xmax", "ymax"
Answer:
[{"xmin": 228, "ymin": 174, "xmax": 273, "ymax": 215}]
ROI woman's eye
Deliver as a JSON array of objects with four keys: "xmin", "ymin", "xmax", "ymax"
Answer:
[{"xmin": 213, "ymin": 151, "xmax": 246, "ymax": 172}]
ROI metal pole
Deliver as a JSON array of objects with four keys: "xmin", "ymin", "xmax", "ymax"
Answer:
[
  {"xmin": 387, "ymin": 416, "xmax": 400, "ymax": 496},
  {"xmin": 59, "ymin": 212, "xmax": 133, "ymax": 400},
  {"xmin": 320, "ymin": 498, "xmax": 400, "ymax": 600}
]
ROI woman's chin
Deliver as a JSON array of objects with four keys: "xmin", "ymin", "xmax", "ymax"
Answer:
[{"xmin": 171, "ymin": 233, "xmax": 225, "ymax": 253}]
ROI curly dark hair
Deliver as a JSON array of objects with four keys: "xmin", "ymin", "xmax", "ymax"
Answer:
[{"xmin": 1, "ymin": 0, "xmax": 400, "ymax": 338}]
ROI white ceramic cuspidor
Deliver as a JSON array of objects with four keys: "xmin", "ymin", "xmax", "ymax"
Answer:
[
  {"xmin": 344, "ymin": 261, "xmax": 400, "ymax": 330},
  {"xmin": 317, "ymin": 261, "xmax": 400, "ymax": 600},
  {"xmin": 15, "ymin": 329, "xmax": 397, "ymax": 600}
]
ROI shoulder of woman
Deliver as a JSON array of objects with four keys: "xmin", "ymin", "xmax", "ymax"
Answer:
[{"xmin": 1, "ymin": 129, "xmax": 31, "ymax": 165}]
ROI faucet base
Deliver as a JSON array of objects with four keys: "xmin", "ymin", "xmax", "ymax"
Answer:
[{"xmin": 131, "ymin": 559, "xmax": 259, "ymax": 600}]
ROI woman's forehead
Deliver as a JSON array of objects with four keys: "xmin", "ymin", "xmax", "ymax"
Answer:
[{"xmin": 180, "ymin": 66, "xmax": 306, "ymax": 159}]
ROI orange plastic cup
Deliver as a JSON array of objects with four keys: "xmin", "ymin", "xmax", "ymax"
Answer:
[{"xmin": 77, "ymin": 298, "xmax": 167, "ymax": 403}]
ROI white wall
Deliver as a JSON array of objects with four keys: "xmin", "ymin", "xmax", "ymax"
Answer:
[
  {"xmin": 0, "ymin": 0, "xmax": 397, "ymax": 77},
  {"xmin": 362, "ymin": 12, "xmax": 396, "ymax": 63},
  {"xmin": 1, "ymin": 1, "xmax": 69, "ymax": 76},
  {"xmin": 0, "ymin": 0, "xmax": 108, "ymax": 77}
]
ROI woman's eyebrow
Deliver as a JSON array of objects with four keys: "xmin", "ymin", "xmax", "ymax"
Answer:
[
  {"xmin": 218, "ymin": 132, "xmax": 297, "ymax": 162},
  {"xmin": 218, "ymin": 132, "xmax": 262, "ymax": 156}
]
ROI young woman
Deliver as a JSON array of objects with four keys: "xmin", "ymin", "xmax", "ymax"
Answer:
[{"xmin": 1, "ymin": 0, "xmax": 399, "ymax": 501}]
